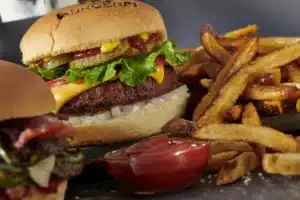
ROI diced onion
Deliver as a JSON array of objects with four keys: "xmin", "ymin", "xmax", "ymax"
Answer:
[
  {"xmin": 28, "ymin": 155, "xmax": 56, "ymax": 188},
  {"xmin": 111, "ymin": 106, "xmax": 122, "ymax": 118},
  {"xmin": 149, "ymin": 97, "xmax": 165, "ymax": 105}
]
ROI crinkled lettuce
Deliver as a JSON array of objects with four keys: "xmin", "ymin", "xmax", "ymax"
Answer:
[{"xmin": 32, "ymin": 40, "xmax": 190, "ymax": 87}]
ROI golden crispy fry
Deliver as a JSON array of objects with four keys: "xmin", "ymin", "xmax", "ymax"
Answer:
[
  {"xmin": 223, "ymin": 24, "xmax": 258, "ymax": 38},
  {"xmin": 249, "ymin": 69, "xmax": 281, "ymax": 86},
  {"xmin": 201, "ymin": 25, "xmax": 231, "ymax": 65},
  {"xmin": 217, "ymin": 37, "xmax": 248, "ymax": 49},
  {"xmin": 282, "ymin": 82, "xmax": 300, "ymax": 87},
  {"xmin": 258, "ymin": 100, "xmax": 284, "ymax": 116},
  {"xmin": 210, "ymin": 141, "xmax": 253, "ymax": 154},
  {"xmin": 216, "ymin": 152, "xmax": 259, "ymax": 185},
  {"xmin": 263, "ymin": 153, "xmax": 300, "ymax": 175},
  {"xmin": 242, "ymin": 103, "xmax": 266, "ymax": 158},
  {"xmin": 199, "ymin": 78, "xmax": 213, "ymax": 88},
  {"xmin": 258, "ymin": 37, "xmax": 300, "ymax": 54},
  {"xmin": 242, "ymin": 103, "xmax": 261, "ymax": 126},
  {"xmin": 243, "ymin": 84, "xmax": 300, "ymax": 100},
  {"xmin": 204, "ymin": 151, "xmax": 239, "ymax": 172},
  {"xmin": 180, "ymin": 63, "xmax": 207, "ymax": 78},
  {"xmin": 193, "ymin": 124, "xmax": 299, "ymax": 152},
  {"xmin": 202, "ymin": 62, "xmax": 223, "ymax": 80},
  {"xmin": 197, "ymin": 43, "xmax": 300, "ymax": 125},
  {"xmin": 295, "ymin": 136, "xmax": 300, "ymax": 143},
  {"xmin": 176, "ymin": 46, "xmax": 211, "ymax": 74},
  {"xmin": 296, "ymin": 99, "xmax": 300, "ymax": 112},
  {"xmin": 287, "ymin": 63, "xmax": 300, "ymax": 82},
  {"xmin": 193, "ymin": 38, "xmax": 258, "ymax": 122},
  {"xmin": 223, "ymin": 104, "xmax": 244, "ymax": 121},
  {"xmin": 218, "ymin": 37, "xmax": 300, "ymax": 54}
]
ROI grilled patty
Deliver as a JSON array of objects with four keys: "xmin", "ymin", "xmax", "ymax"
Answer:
[{"xmin": 60, "ymin": 66, "xmax": 181, "ymax": 115}]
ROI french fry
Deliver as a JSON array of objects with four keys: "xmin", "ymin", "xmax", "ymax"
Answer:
[
  {"xmin": 249, "ymin": 68, "xmax": 281, "ymax": 86},
  {"xmin": 199, "ymin": 78, "xmax": 213, "ymax": 89},
  {"xmin": 295, "ymin": 136, "xmax": 300, "ymax": 143},
  {"xmin": 242, "ymin": 103, "xmax": 266, "ymax": 158},
  {"xmin": 193, "ymin": 124, "xmax": 299, "ymax": 152},
  {"xmin": 216, "ymin": 152, "xmax": 259, "ymax": 185},
  {"xmin": 296, "ymin": 99, "xmax": 300, "ymax": 112},
  {"xmin": 263, "ymin": 153, "xmax": 300, "ymax": 175},
  {"xmin": 242, "ymin": 103, "xmax": 261, "ymax": 126},
  {"xmin": 210, "ymin": 141, "xmax": 253, "ymax": 154},
  {"xmin": 286, "ymin": 63, "xmax": 300, "ymax": 82},
  {"xmin": 257, "ymin": 100, "xmax": 284, "ymax": 116},
  {"xmin": 223, "ymin": 24, "xmax": 258, "ymax": 39},
  {"xmin": 201, "ymin": 25, "xmax": 231, "ymax": 65},
  {"xmin": 180, "ymin": 63, "xmax": 207, "ymax": 78},
  {"xmin": 196, "ymin": 42, "xmax": 300, "ymax": 125},
  {"xmin": 258, "ymin": 37, "xmax": 300, "ymax": 54},
  {"xmin": 223, "ymin": 104, "xmax": 244, "ymax": 122},
  {"xmin": 202, "ymin": 62, "xmax": 223, "ymax": 80},
  {"xmin": 193, "ymin": 38, "xmax": 258, "ymax": 122},
  {"xmin": 243, "ymin": 84, "xmax": 300, "ymax": 100},
  {"xmin": 218, "ymin": 37, "xmax": 300, "ymax": 54},
  {"xmin": 204, "ymin": 151, "xmax": 239, "ymax": 172},
  {"xmin": 176, "ymin": 46, "xmax": 211, "ymax": 74}
]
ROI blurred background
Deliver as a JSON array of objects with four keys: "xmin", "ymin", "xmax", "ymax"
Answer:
[{"xmin": 0, "ymin": 0, "xmax": 85, "ymax": 23}]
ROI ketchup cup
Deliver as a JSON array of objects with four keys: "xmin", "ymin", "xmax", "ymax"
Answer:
[{"xmin": 104, "ymin": 136, "xmax": 211, "ymax": 194}]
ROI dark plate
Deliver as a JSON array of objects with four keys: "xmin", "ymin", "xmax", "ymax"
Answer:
[{"xmin": 2, "ymin": 0, "xmax": 300, "ymax": 199}]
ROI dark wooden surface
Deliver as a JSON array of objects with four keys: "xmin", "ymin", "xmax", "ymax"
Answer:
[{"xmin": 1, "ymin": 0, "xmax": 300, "ymax": 199}]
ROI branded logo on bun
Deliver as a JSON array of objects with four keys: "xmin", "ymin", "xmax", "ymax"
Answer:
[{"xmin": 57, "ymin": 0, "xmax": 137, "ymax": 19}]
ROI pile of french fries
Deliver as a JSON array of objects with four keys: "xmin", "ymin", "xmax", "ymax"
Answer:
[{"xmin": 174, "ymin": 24, "xmax": 300, "ymax": 185}]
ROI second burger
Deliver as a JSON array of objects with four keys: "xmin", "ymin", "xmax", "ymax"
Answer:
[{"xmin": 20, "ymin": 0, "xmax": 190, "ymax": 146}]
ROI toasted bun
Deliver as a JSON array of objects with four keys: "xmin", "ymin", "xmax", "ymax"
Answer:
[
  {"xmin": 0, "ymin": 60, "xmax": 55, "ymax": 121},
  {"xmin": 20, "ymin": 0, "xmax": 167, "ymax": 64},
  {"xmin": 71, "ymin": 91, "xmax": 189, "ymax": 146},
  {"xmin": 24, "ymin": 180, "xmax": 67, "ymax": 200}
]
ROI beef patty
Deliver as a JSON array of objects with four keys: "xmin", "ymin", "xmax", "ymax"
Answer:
[{"xmin": 60, "ymin": 66, "xmax": 181, "ymax": 115}]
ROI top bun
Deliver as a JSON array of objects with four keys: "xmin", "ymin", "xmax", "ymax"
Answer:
[
  {"xmin": 0, "ymin": 60, "xmax": 55, "ymax": 120},
  {"xmin": 20, "ymin": 0, "xmax": 167, "ymax": 64}
]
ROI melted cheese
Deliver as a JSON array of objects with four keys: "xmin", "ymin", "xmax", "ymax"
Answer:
[
  {"xmin": 51, "ymin": 83, "xmax": 96, "ymax": 113},
  {"xmin": 150, "ymin": 64, "xmax": 164, "ymax": 84},
  {"xmin": 140, "ymin": 33, "xmax": 149, "ymax": 40},
  {"xmin": 101, "ymin": 40, "xmax": 121, "ymax": 53}
]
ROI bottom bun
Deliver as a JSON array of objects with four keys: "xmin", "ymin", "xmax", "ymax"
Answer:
[
  {"xmin": 71, "ymin": 91, "xmax": 190, "ymax": 146},
  {"xmin": 24, "ymin": 181, "xmax": 67, "ymax": 200}
]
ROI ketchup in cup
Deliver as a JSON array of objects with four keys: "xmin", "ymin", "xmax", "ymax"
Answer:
[{"xmin": 104, "ymin": 136, "xmax": 210, "ymax": 194}]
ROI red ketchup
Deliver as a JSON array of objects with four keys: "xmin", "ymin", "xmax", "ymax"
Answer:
[
  {"xmin": 47, "ymin": 76, "xmax": 84, "ymax": 88},
  {"xmin": 72, "ymin": 48, "xmax": 100, "ymax": 60},
  {"xmin": 128, "ymin": 36, "xmax": 147, "ymax": 51},
  {"xmin": 104, "ymin": 136, "xmax": 210, "ymax": 194},
  {"xmin": 35, "ymin": 59, "xmax": 44, "ymax": 67},
  {"xmin": 155, "ymin": 56, "xmax": 168, "ymax": 66},
  {"xmin": 47, "ymin": 76, "xmax": 69, "ymax": 88}
]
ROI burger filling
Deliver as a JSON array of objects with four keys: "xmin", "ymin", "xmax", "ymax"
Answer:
[
  {"xmin": 0, "ymin": 114, "xmax": 84, "ymax": 199},
  {"xmin": 29, "ymin": 32, "xmax": 189, "ymax": 87},
  {"xmin": 28, "ymin": 32, "xmax": 190, "ymax": 121}
]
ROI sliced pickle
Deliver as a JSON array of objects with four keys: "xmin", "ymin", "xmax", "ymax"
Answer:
[{"xmin": 43, "ymin": 54, "xmax": 72, "ymax": 70}]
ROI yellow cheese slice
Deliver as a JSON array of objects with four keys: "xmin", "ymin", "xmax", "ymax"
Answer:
[
  {"xmin": 51, "ymin": 83, "xmax": 96, "ymax": 113},
  {"xmin": 150, "ymin": 64, "xmax": 164, "ymax": 84}
]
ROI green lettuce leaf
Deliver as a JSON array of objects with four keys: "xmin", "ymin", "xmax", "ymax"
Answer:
[
  {"xmin": 31, "ymin": 66, "xmax": 67, "ymax": 80},
  {"xmin": 32, "ymin": 40, "xmax": 190, "ymax": 86}
]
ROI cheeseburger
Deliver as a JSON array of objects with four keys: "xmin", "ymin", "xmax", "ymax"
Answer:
[
  {"xmin": 20, "ymin": 0, "xmax": 190, "ymax": 145},
  {"xmin": 0, "ymin": 60, "xmax": 83, "ymax": 199}
]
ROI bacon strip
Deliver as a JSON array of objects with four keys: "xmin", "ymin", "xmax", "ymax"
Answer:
[{"xmin": 0, "ymin": 115, "xmax": 74, "ymax": 149}]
